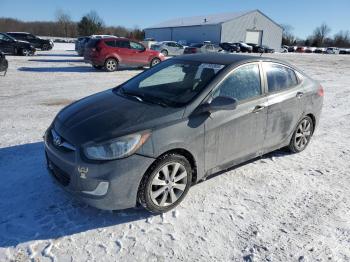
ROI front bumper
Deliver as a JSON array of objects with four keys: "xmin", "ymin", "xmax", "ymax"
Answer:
[{"xmin": 44, "ymin": 129, "xmax": 155, "ymax": 210}]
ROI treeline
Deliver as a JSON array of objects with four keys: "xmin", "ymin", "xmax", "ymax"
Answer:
[
  {"xmin": 0, "ymin": 10, "xmax": 144, "ymax": 40},
  {"xmin": 282, "ymin": 23, "xmax": 350, "ymax": 48}
]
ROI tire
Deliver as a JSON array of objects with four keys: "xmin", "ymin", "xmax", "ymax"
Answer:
[
  {"xmin": 20, "ymin": 49, "xmax": 31, "ymax": 56},
  {"xmin": 138, "ymin": 153, "xmax": 192, "ymax": 213},
  {"xmin": 42, "ymin": 44, "xmax": 49, "ymax": 50},
  {"xmin": 93, "ymin": 65, "xmax": 103, "ymax": 70},
  {"xmin": 104, "ymin": 58, "xmax": 118, "ymax": 72},
  {"xmin": 288, "ymin": 116, "xmax": 314, "ymax": 153},
  {"xmin": 150, "ymin": 58, "xmax": 161, "ymax": 67},
  {"xmin": 161, "ymin": 49, "xmax": 168, "ymax": 56}
]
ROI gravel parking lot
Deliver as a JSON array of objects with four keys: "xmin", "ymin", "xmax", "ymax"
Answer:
[{"xmin": 0, "ymin": 44, "xmax": 349, "ymax": 261}]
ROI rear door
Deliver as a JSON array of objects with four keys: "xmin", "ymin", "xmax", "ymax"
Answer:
[
  {"xmin": 204, "ymin": 63, "xmax": 268, "ymax": 172},
  {"xmin": 262, "ymin": 62, "xmax": 305, "ymax": 152}
]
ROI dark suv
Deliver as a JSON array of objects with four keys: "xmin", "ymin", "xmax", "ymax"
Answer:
[
  {"xmin": 7, "ymin": 32, "xmax": 53, "ymax": 50},
  {"xmin": 0, "ymin": 33, "xmax": 36, "ymax": 56}
]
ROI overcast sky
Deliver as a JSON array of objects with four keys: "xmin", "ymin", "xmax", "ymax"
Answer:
[{"xmin": 0, "ymin": 0, "xmax": 349, "ymax": 39}]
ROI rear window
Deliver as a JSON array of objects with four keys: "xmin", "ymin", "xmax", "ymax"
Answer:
[
  {"xmin": 265, "ymin": 63, "xmax": 299, "ymax": 92},
  {"xmin": 115, "ymin": 40, "xmax": 130, "ymax": 48},
  {"xmin": 86, "ymin": 39, "xmax": 100, "ymax": 48},
  {"xmin": 104, "ymin": 40, "xmax": 115, "ymax": 47}
]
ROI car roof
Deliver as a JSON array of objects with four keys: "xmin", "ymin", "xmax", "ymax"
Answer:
[
  {"xmin": 7, "ymin": 32, "xmax": 30, "ymax": 34},
  {"xmin": 173, "ymin": 53, "xmax": 291, "ymax": 66}
]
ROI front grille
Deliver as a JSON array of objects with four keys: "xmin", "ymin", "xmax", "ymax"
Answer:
[
  {"xmin": 47, "ymin": 158, "xmax": 71, "ymax": 186},
  {"xmin": 47, "ymin": 128, "xmax": 76, "ymax": 152}
]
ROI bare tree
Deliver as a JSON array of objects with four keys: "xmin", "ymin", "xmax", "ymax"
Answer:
[
  {"xmin": 55, "ymin": 9, "xmax": 72, "ymax": 37},
  {"xmin": 312, "ymin": 23, "xmax": 331, "ymax": 47},
  {"xmin": 334, "ymin": 30, "xmax": 350, "ymax": 47},
  {"xmin": 281, "ymin": 24, "xmax": 296, "ymax": 45}
]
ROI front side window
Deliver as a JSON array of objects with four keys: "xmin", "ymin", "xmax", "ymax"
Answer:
[
  {"xmin": 0, "ymin": 34, "xmax": 13, "ymax": 42},
  {"xmin": 118, "ymin": 59, "xmax": 225, "ymax": 106},
  {"xmin": 130, "ymin": 41, "xmax": 145, "ymax": 51},
  {"xmin": 213, "ymin": 64, "xmax": 261, "ymax": 101},
  {"xmin": 265, "ymin": 63, "xmax": 298, "ymax": 92}
]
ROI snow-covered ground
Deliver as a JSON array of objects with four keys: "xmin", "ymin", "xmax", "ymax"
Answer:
[{"xmin": 0, "ymin": 44, "xmax": 349, "ymax": 261}]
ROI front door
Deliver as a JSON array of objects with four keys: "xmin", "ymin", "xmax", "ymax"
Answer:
[
  {"xmin": 204, "ymin": 63, "xmax": 268, "ymax": 172},
  {"xmin": 129, "ymin": 41, "xmax": 148, "ymax": 65},
  {"xmin": 0, "ymin": 35, "xmax": 15, "ymax": 54}
]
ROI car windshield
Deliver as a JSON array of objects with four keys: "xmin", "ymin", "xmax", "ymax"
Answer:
[{"xmin": 117, "ymin": 59, "xmax": 225, "ymax": 107}]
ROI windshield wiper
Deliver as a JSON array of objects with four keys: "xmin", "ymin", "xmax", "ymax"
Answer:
[{"xmin": 120, "ymin": 88, "xmax": 168, "ymax": 107}]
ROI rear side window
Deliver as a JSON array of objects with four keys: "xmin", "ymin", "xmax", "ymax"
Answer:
[
  {"xmin": 86, "ymin": 39, "xmax": 100, "ymax": 48},
  {"xmin": 104, "ymin": 40, "xmax": 115, "ymax": 47},
  {"xmin": 115, "ymin": 41, "xmax": 130, "ymax": 48},
  {"xmin": 213, "ymin": 64, "xmax": 261, "ymax": 101},
  {"xmin": 265, "ymin": 63, "xmax": 298, "ymax": 92}
]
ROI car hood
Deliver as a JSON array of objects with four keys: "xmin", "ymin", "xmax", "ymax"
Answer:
[{"xmin": 53, "ymin": 89, "xmax": 185, "ymax": 145}]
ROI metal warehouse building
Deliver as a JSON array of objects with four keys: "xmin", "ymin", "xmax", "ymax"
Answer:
[{"xmin": 144, "ymin": 10, "xmax": 283, "ymax": 50}]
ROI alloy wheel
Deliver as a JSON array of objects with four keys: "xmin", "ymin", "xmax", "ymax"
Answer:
[
  {"xmin": 150, "ymin": 162, "xmax": 188, "ymax": 207},
  {"xmin": 106, "ymin": 59, "xmax": 117, "ymax": 71},
  {"xmin": 151, "ymin": 58, "xmax": 160, "ymax": 67},
  {"xmin": 294, "ymin": 118, "xmax": 312, "ymax": 151}
]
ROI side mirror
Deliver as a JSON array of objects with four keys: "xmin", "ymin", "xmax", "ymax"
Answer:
[{"xmin": 195, "ymin": 96, "xmax": 238, "ymax": 114}]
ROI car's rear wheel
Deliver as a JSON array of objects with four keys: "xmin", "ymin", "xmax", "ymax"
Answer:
[
  {"xmin": 288, "ymin": 116, "xmax": 314, "ymax": 153},
  {"xmin": 138, "ymin": 154, "xmax": 192, "ymax": 213},
  {"xmin": 161, "ymin": 50, "xmax": 168, "ymax": 56},
  {"xmin": 105, "ymin": 58, "xmax": 118, "ymax": 72},
  {"xmin": 20, "ymin": 48, "xmax": 32, "ymax": 56},
  {"xmin": 150, "ymin": 58, "xmax": 161, "ymax": 67}
]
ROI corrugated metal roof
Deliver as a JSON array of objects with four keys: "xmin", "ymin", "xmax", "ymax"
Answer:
[{"xmin": 145, "ymin": 10, "xmax": 254, "ymax": 29}]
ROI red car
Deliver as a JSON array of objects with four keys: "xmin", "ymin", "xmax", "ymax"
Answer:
[{"xmin": 84, "ymin": 37, "xmax": 165, "ymax": 72}]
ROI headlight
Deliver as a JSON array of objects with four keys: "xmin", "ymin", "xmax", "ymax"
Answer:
[{"xmin": 84, "ymin": 132, "xmax": 150, "ymax": 160}]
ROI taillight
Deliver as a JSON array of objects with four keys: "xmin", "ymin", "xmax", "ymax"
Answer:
[{"xmin": 318, "ymin": 85, "xmax": 324, "ymax": 97}]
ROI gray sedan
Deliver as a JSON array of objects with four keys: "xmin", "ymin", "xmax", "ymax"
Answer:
[
  {"xmin": 45, "ymin": 53, "xmax": 323, "ymax": 213},
  {"xmin": 151, "ymin": 41, "xmax": 185, "ymax": 56}
]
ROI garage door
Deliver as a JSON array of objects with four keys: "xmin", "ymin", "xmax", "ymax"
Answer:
[{"xmin": 245, "ymin": 31, "xmax": 262, "ymax": 45}]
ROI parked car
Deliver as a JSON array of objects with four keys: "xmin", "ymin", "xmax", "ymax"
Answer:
[
  {"xmin": 288, "ymin": 46, "xmax": 297, "ymax": 52},
  {"xmin": 219, "ymin": 42, "xmax": 240, "ymax": 53},
  {"xmin": 233, "ymin": 42, "xmax": 253, "ymax": 53},
  {"xmin": 246, "ymin": 43, "xmax": 264, "ymax": 53},
  {"xmin": 184, "ymin": 43, "xmax": 221, "ymax": 54},
  {"xmin": 75, "ymin": 36, "xmax": 91, "ymax": 56},
  {"xmin": 0, "ymin": 52, "xmax": 8, "ymax": 76},
  {"xmin": 339, "ymin": 48, "xmax": 350, "ymax": 54},
  {"xmin": 151, "ymin": 41, "xmax": 185, "ymax": 56},
  {"xmin": 45, "ymin": 53, "xmax": 323, "ymax": 213},
  {"xmin": 84, "ymin": 37, "xmax": 165, "ymax": 72},
  {"xmin": 281, "ymin": 45, "xmax": 289, "ymax": 53},
  {"xmin": 305, "ymin": 47, "xmax": 316, "ymax": 53},
  {"xmin": 325, "ymin": 47, "xmax": 340, "ymax": 54},
  {"xmin": 6, "ymin": 32, "xmax": 53, "ymax": 50},
  {"xmin": 296, "ymin": 46, "xmax": 306, "ymax": 53},
  {"xmin": 0, "ymin": 33, "xmax": 35, "ymax": 56},
  {"xmin": 314, "ymin": 48, "xmax": 326, "ymax": 54}
]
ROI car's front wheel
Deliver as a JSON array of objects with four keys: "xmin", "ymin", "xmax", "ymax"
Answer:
[
  {"xmin": 20, "ymin": 48, "xmax": 33, "ymax": 56},
  {"xmin": 289, "ymin": 116, "xmax": 314, "ymax": 153},
  {"xmin": 150, "ymin": 58, "xmax": 161, "ymax": 67},
  {"xmin": 138, "ymin": 154, "xmax": 192, "ymax": 213},
  {"xmin": 105, "ymin": 58, "xmax": 118, "ymax": 72}
]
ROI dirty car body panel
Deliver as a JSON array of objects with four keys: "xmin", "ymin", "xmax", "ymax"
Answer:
[{"xmin": 45, "ymin": 53, "xmax": 323, "ymax": 210}]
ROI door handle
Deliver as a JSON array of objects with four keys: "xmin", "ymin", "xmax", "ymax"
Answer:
[
  {"xmin": 252, "ymin": 105, "xmax": 265, "ymax": 113},
  {"xmin": 296, "ymin": 92, "xmax": 304, "ymax": 98}
]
